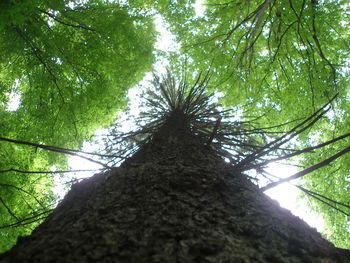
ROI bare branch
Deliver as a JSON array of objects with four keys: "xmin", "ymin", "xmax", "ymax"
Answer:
[
  {"xmin": 235, "ymin": 94, "xmax": 338, "ymax": 170},
  {"xmin": 0, "ymin": 196, "xmax": 20, "ymax": 221},
  {"xmin": 39, "ymin": 9, "xmax": 96, "ymax": 32},
  {"xmin": 0, "ymin": 183, "xmax": 46, "ymax": 209},
  {"xmin": 250, "ymin": 132, "xmax": 350, "ymax": 170},
  {"xmin": 0, "ymin": 136, "xmax": 112, "ymax": 169},
  {"xmin": 0, "ymin": 210, "xmax": 52, "ymax": 229},
  {"xmin": 310, "ymin": 0, "xmax": 337, "ymax": 84},
  {"xmin": 206, "ymin": 116, "xmax": 222, "ymax": 146},
  {"xmin": 261, "ymin": 145, "xmax": 350, "ymax": 191},
  {"xmin": 0, "ymin": 168, "xmax": 103, "ymax": 175},
  {"xmin": 296, "ymin": 185, "xmax": 350, "ymax": 210}
]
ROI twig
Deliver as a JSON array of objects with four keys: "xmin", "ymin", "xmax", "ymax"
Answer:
[{"xmin": 206, "ymin": 116, "xmax": 221, "ymax": 146}]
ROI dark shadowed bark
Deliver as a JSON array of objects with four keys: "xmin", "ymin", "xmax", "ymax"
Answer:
[{"xmin": 0, "ymin": 111, "xmax": 349, "ymax": 263}]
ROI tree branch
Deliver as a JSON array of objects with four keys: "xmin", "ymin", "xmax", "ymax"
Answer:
[
  {"xmin": 235, "ymin": 94, "xmax": 337, "ymax": 170},
  {"xmin": 0, "ymin": 136, "xmax": 113, "ymax": 169},
  {"xmin": 39, "ymin": 9, "xmax": 95, "ymax": 32},
  {"xmin": 0, "ymin": 168, "xmax": 103, "ymax": 174},
  {"xmin": 0, "ymin": 196, "xmax": 20, "ymax": 221},
  {"xmin": 0, "ymin": 183, "xmax": 46, "ymax": 209},
  {"xmin": 296, "ymin": 185, "xmax": 350, "ymax": 210},
  {"xmin": 261, "ymin": 145, "xmax": 350, "ymax": 191},
  {"xmin": 0, "ymin": 210, "xmax": 52, "ymax": 229},
  {"xmin": 250, "ymin": 132, "xmax": 350, "ymax": 170}
]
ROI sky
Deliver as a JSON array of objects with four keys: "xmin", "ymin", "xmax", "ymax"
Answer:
[{"xmin": 263, "ymin": 163, "xmax": 325, "ymax": 232}]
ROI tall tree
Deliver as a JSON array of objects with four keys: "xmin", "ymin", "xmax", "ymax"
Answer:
[
  {"xmin": 127, "ymin": 0, "xmax": 350, "ymax": 247},
  {"xmin": 1, "ymin": 0, "xmax": 348, "ymax": 253},
  {"xmin": 0, "ymin": 0, "xmax": 156, "ymax": 251},
  {"xmin": 0, "ymin": 74, "xmax": 349, "ymax": 262}
]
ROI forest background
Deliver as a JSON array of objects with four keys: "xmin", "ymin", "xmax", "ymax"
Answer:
[{"xmin": 0, "ymin": 0, "xmax": 349, "ymax": 252}]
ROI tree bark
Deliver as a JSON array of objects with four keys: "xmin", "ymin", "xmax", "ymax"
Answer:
[{"xmin": 1, "ymin": 116, "xmax": 349, "ymax": 262}]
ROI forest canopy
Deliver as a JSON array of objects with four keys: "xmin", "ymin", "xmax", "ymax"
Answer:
[
  {"xmin": 0, "ymin": 0, "xmax": 349, "ymax": 252},
  {"xmin": 0, "ymin": 0, "xmax": 156, "ymax": 252}
]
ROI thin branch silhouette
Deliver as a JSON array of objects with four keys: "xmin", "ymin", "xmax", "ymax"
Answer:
[
  {"xmin": 0, "ymin": 168, "xmax": 104, "ymax": 175},
  {"xmin": 0, "ymin": 136, "xmax": 114, "ymax": 169},
  {"xmin": 261, "ymin": 145, "xmax": 350, "ymax": 191},
  {"xmin": 249, "ymin": 132, "xmax": 350, "ymax": 170}
]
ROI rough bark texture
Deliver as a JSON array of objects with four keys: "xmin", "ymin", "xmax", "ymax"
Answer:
[{"xmin": 1, "ymin": 116, "xmax": 349, "ymax": 262}]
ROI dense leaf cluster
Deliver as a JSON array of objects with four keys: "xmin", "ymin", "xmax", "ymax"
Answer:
[{"xmin": 0, "ymin": 0, "xmax": 156, "ymax": 252}]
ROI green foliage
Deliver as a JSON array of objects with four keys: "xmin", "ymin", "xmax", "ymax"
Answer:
[
  {"xmin": 299, "ymin": 109, "xmax": 350, "ymax": 248},
  {"xmin": 0, "ymin": 0, "xmax": 349, "ymax": 253},
  {"xmin": 0, "ymin": 0, "xmax": 156, "ymax": 252},
  {"xmin": 139, "ymin": 0, "xmax": 350, "ymax": 248},
  {"xmin": 1, "ymin": 0, "xmax": 156, "ymax": 145}
]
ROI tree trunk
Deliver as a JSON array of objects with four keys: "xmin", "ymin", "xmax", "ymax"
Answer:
[{"xmin": 1, "ymin": 115, "xmax": 349, "ymax": 263}]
